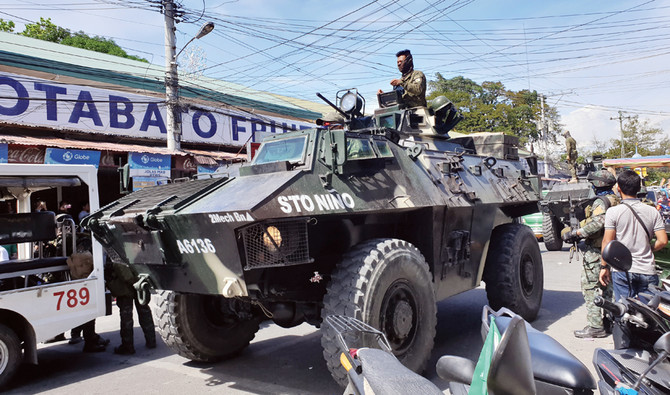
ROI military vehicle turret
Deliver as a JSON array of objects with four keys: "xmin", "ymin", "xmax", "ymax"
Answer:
[{"xmin": 83, "ymin": 89, "xmax": 543, "ymax": 385}]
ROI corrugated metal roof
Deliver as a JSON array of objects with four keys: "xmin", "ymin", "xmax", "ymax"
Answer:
[
  {"xmin": 0, "ymin": 133, "xmax": 243, "ymax": 161},
  {"xmin": 0, "ymin": 32, "xmax": 330, "ymax": 120}
]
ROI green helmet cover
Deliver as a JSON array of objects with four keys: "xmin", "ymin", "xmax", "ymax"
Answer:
[{"xmin": 587, "ymin": 170, "xmax": 616, "ymax": 188}]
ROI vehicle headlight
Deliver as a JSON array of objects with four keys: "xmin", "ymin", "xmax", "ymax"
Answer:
[{"xmin": 263, "ymin": 226, "xmax": 282, "ymax": 252}]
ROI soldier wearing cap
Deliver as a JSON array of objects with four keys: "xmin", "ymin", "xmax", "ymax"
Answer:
[
  {"xmin": 378, "ymin": 49, "xmax": 427, "ymax": 108},
  {"xmin": 316, "ymin": 112, "xmax": 345, "ymax": 129},
  {"xmin": 561, "ymin": 170, "xmax": 619, "ymax": 338}
]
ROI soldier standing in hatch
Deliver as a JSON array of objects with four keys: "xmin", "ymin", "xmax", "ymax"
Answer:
[
  {"xmin": 561, "ymin": 170, "xmax": 619, "ymax": 338},
  {"xmin": 563, "ymin": 130, "xmax": 579, "ymax": 183},
  {"xmin": 378, "ymin": 49, "xmax": 427, "ymax": 108},
  {"xmin": 105, "ymin": 261, "xmax": 156, "ymax": 354}
]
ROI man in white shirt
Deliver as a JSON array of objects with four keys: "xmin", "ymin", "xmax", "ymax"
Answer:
[{"xmin": 600, "ymin": 170, "xmax": 668, "ymax": 300}]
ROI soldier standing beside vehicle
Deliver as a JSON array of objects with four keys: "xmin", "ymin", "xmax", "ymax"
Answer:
[
  {"xmin": 378, "ymin": 49, "xmax": 427, "ymax": 108},
  {"xmin": 105, "ymin": 261, "xmax": 156, "ymax": 355},
  {"xmin": 563, "ymin": 130, "xmax": 579, "ymax": 183},
  {"xmin": 561, "ymin": 170, "xmax": 619, "ymax": 338}
]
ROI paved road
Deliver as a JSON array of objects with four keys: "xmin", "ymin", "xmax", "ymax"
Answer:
[{"xmin": 6, "ymin": 243, "xmax": 613, "ymax": 394}]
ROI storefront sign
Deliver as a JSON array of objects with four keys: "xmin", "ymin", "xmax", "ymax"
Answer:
[
  {"xmin": 132, "ymin": 176, "xmax": 169, "ymax": 191},
  {"xmin": 0, "ymin": 144, "xmax": 6, "ymax": 163},
  {"xmin": 128, "ymin": 152, "xmax": 171, "ymax": 177},
  {"xmin": 8, "ymin": 145, "xmax": 45, "ymax": 164},
  {"xmin": 0, "ymin": 72, "xmax": 315, "ymax": 147},
  {"xmin": 174, "ymin": 156, "xmax": 197, "ymax": 171},
  {"xmin": 45, "ymin": 148, "xmax": 101, "ymax": 167}
]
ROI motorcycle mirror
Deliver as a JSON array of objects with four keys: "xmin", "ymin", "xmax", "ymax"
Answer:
[
  {"xmin": 602, "ymin": 240, "xmax": 632, "ymax": 271},
  {"xmin": 653, "ymin": 332, "xmax": 670, "ymax": 355}
]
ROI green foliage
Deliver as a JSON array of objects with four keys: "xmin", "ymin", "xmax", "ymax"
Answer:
[
  {"xmin": 20, "ymin": 17, "xmax": 70, "ymax": 42},
  {"xmin": 0, "ymin": 19, "xmax": 15, "ymax": 33},
  {"xmin": 599, "ymin": 114, "xmax": 666, "ymax": 159},
  {"xmin": 428, "ymin": 74, "xmax": 561, "ymax": 146},
  {"xmin": 13, "ymin": 17, "xmax": 147, "ymax": 62}
]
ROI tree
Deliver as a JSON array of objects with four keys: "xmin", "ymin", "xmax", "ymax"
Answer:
[
  {"xmin": 603, "ymin": 115, "xmax": 664, "ymax": 158},
  {"xmin": 14, "ymin": 17, "xmax": 147, "ymax": 62},
  {"xmin": 20, "ymin": 17, "xmax": 70, "ymax": 43},
  {"xmin": 0, "ymin": 19, "xmax": 15, "ymax": 33},
  {"xmin": 62, "ymin": 32, "xmax": 148, "ymax": 62},
  {"xmin": 428, "ymin": 74, "xmax": 561, "ymax": 146}
]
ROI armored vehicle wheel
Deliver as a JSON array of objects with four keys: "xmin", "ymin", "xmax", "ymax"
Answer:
[
  {"xmin": 155, "ymin": 291, "xmax": 261, "ymax": 362},
  {"xmin": 0, "ymin": 324, "xmax": 21, "ymax": 389},
  {"xmin": 542, "ymin": 212, "xmax": 563, "ymax": 251},
  {"xmin": 483, "ymin": 223, "xmax": 543, "ymax": 321},
  {"xmin": 321, "ymin": 238, "xmax": 437, "ymax": 387}
]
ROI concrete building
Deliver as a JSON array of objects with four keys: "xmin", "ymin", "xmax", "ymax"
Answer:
[{"xmin": 0, "ymin": 32, "xmax": 329, "ymax": 211}]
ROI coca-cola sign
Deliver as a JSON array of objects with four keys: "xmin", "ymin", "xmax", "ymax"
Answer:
[
  {"xmin": 8, "ymin": 145, "xmax": 45, "ymax": 164},
  {"xmin": 175, "ymin": 155, "xmax": 197, "ymax": 171}
]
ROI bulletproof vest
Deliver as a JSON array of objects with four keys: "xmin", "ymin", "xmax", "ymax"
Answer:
[{"xmin": 581, "ymin": 194, "xmax": 619, "ymax": 247}]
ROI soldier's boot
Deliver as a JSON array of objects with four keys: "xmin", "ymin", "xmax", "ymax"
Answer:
[
  {"xmin": 114, "ymin": 343, "xmax": 136, "ymax": 355},
  {"xmin": 574, "ymin": 325, "xmax": 607, "ymax": 338}
]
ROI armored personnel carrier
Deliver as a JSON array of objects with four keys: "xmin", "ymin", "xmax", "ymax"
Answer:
[
  {"xmin": 540, "ymin": 156, "xmax": 603, "ymax": 250},
  {"xmin": 84, "ymin": 89, "xmax": 543, "ymax": 385}
]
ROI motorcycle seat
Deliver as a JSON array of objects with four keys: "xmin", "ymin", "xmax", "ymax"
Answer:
[
  {"xmin": 495, "ymin": 316, "xmax": 596, "ymax": 390},
  {"xmin": 356, "ymin": 348, "xmax": 443, "ymax": 395}
]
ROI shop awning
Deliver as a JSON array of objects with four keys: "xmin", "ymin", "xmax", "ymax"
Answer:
[
  {"xmin": 0, "ymin": 134, "xmax": 245, "ymax": 162},
  {"xmin": 603, "ymin": 155, "xmax": 670, "ymax": 168}
]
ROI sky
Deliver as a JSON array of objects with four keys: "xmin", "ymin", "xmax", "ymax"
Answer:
[{"xmin": 1, "ymin": 0, "xmax": 670, "ymax": 158}]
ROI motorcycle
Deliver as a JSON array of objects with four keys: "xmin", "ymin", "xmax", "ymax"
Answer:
[
  {"xmin": 326, "ymin": 241, "xmax": 670, "ymax": 394},
  {"xmin": 324, "ymin": 314, "xmax": 443, "ymax": 395}
]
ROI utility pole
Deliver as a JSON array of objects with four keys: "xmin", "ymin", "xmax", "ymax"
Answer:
[
  {"xmin": 610, "ymin": 111, "xmax": 632, "ymax": 158},
  {"xmin": 164, "ymin": 0, "xmax": 180, "ymax": 151},
  {"xmin": 540, "ymin": 94, "xmax": 549, "ymax": 178}
]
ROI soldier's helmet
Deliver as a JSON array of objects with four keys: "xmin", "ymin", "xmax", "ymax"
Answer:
[
  {"xmin": 587, "ymin": 170, "xmax": 616, "ymax": 188},
  {"xmin": 429, "ymin": 96, "xmax": 451, "ymax": 113}
]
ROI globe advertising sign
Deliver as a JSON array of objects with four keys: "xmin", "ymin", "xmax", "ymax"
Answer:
[
  {"xmin": 128, "ymin": 152, "xmax": 171, "ymax": 178},
  {"xmin": 128, "ymin": 152, "xmax": 171, "ymax": 191},
  {"xmin": 44, "ymin": 148, "xmax": 101, "ymax": 168},
  {"xmin": 0, "ymin": 72, "xmax": 314, "ymax": 147}
]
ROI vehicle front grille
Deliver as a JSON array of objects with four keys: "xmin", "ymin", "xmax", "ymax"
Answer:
[{"xmin": 240, "ymin": 218, "xmax": 312, "ymax": 269}]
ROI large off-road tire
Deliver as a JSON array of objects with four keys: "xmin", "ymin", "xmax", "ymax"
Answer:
[
  {"xmin": 483, "ymin": 223, "xmax": 543, "ymax": 321},
  {"xmin": 542, "ymin": 212, "xmax": 563, "ymax": 251},
  {"xmin": 0, "ymin": 324, "xmax": 21, "ymax": 390},
  {"xmin": 321, "ymin": 238, "xmax": 437, "ymax": 387},
  {"xmin": 155, "ymin": 291, "xmax": 261, "ymax": 362}
]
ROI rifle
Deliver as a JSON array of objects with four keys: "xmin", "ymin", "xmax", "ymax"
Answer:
[{"xmin": 567, "ymin": 196, "xmax": 582, "ymax": 264}]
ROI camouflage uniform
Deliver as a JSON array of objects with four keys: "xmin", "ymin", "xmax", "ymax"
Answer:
[
  {"xmin": 578, "ymin": 195, "xmax": 618, "ymax": 328},
  {"xmin": 565, "ymin": 135, "xmax": 578, "ymax": 181},
  {"xmin": 398, "ymin": 69, "xmax": 427, "ymax": 108},
  {"xmin": 105, "ymin": 262, "xmax": 156, "ymax": 353}
]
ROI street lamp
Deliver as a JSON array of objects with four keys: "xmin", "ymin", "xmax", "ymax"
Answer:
[{"xmin": 164, "ymin": 14, "xmax": 215, "ymax": 151}]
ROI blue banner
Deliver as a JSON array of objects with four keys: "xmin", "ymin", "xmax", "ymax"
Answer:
[
  {"xmin": 0, "ymin": 144, "xmax": 7, "ymax": 163},
  {"xmin": 128, "ymin": 152, "xmax": 171, "ymax": 177},
  {"xmin": 44, "ymin": 148, "xmax": 100, "ymax": 167}
]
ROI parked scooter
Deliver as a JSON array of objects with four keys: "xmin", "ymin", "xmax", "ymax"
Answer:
[
  {"xmin": 325, "ymin": 314, "xmax": 443, "ymax": 395},
  {"xmin": 440, "ymin": 240, "xmax": 670, "ymax": 394},
  {"xmin": 326, "ymin": 240, "xmax": 670, "ymax": 394}
]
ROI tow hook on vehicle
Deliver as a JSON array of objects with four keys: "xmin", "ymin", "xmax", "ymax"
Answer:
[
  {"xmin": 222, "ymin": 277, "xmax": 243, "ymax": 297},
  {"xmin": 133, "ymin": 274, "xmax": 153, "ymax": 306}
]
